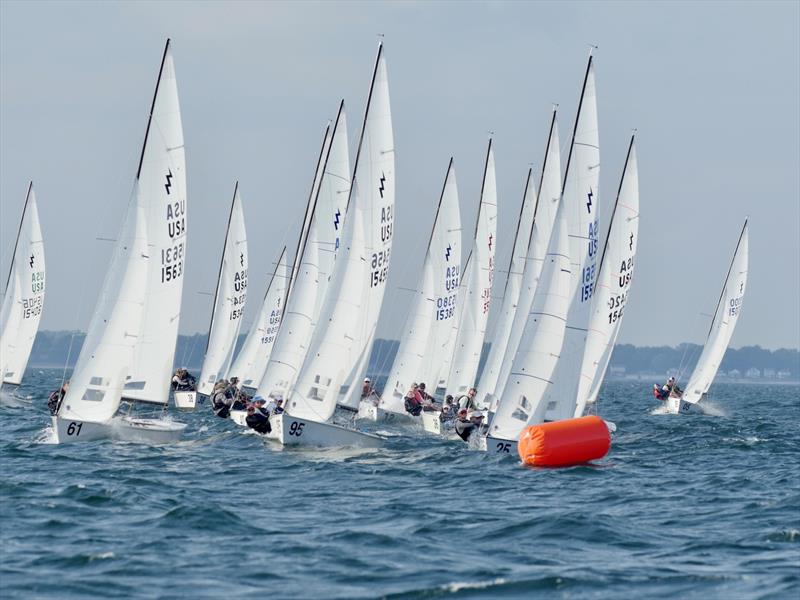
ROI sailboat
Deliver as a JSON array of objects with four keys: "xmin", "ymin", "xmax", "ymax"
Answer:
[
  {"xmin": 360, "ymin": 158, "xmax": 461, "ymax": 422},
  {"xmin": 574, "ymin": 135, "xmax": 640, "ymax": 418},
  {"xmin": 483, "ymin": 53, "xmax": 600, "ymax": 452},
  {"xmin": 268, "ymin": 43, "xmax": 393, "ymax": 447},
  {"xmin": 662, "ymin": 221, "xmax": 749, "ymax": 414},
  {"xmin": 483, "ymin": 110, "xmax": 561, "ymax": 409},
  {"xmin": 1, "ymin": 182, "xmax": 45, "ymax": 392},
  {"xmin": 443, "ymin": 140, "xmax": 498, "ymax": 400},
  {"xmin": 177, "ymin": 183, "xmax": 248, "ymax": 409},
  {"xmin": 52, "ymin": 39, "xmax": 187, "ymax": 443},
  {"xmin": 256, "ymin": 102, "xmax": 350, "ymax": 402},
  {"xmin": 228, "ymin": 246, "xmax": 289, "ymax": 394}
]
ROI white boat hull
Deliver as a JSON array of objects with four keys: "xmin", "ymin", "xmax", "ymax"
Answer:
[
  {"xmin": 173, "ymin": 391, "xmax": 199, "ymax": 410},
  {"xmin": 421, "ymin": 410, "xmax": 442, "ymax": 434},
  {"xmin": 52, "ymin": 415, "xmax": 186, "ymax": 444},
  {"xmin": 230, "ymin": 409, "xmax": 247, "ymax": 427},
  {"xmin": 270, "ymin": 412, "xmax": 383, "ymax": 448},
  {"xmin": 357, "ymin": 400, "xmax": 416, "ymax": 424},
  {"xmin": 663, "ymin": 395, "xmax": 694, "ymax": 415},
  {"xmin": 479, "ymin": 434, "xmax": 517, "ymax": 455}
]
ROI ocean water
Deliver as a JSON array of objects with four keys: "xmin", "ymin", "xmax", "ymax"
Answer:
[{"xmin": 1, "ymin": 370, "xmax": 798, "ymax": 599}]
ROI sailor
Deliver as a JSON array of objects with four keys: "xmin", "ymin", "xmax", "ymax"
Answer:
[
  {"xmin": 272, "ymin": 398, "xmax": 285, "ymax": 415},
  {"xmin": 404, "ymin": 383, "xmax": 423, "ymax": 416},
  {"xmin": 252, "ymin": 396, "xmax": 269, "ymax": 416},
  {"xmin": 666, "ymin": 376, "xmax": 683, "ymax": 397},
  {"xmin": 245, "ymin": 404, "xmax": 272, "ymax": 435},
  {"xmin": 228, "ymin": 380, "xmax": 248, "ymax": 411},
  {"xmin": 211, "ymin": 380, "xmax": 232, "ymax": 418},
  {"xmin": 171, "ymin": 368, "xmax": 196, "ymax": 392},
  {"xmin": 652, "ymin": 384, "xmax": 668, "ymax": 401},
  {"xmin": 455, "ymin": 409, "xmax": 485, "ymax": 442},
  {"xmin": 47, "ymin": 381, "xmax": 69, "ymax": 415},
  {"xmin": 418, "ymin": 382, "xmax": 438, "ymax": 410},
  {"xmin": 362, "ymin": 378, "xmax": 374, "ymax": 399},
  {"xmin": 440, "ymin": 395, "xmax": 456, "ymax": 421},
  {"xmin": 457, "ymin": 387, "xmax": 479, "ymax": 411}
]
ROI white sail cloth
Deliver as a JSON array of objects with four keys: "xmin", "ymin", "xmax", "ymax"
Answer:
[
  {"xmin": 382, "ymin": 160, "xmax": 461, "ymax": 414},
  {"xmin": 0, "ymin": 183, "xmax": 45, "ymax": 386},
  {"xmin": 539, "ymin": 56, "xmax": 601, "ymax": 422},
  {"xmin": 338, "ymin": 45, "xmax": 396, "ymax": 410},
  {"xmin": 197, "ymin": 185, "xmax": 248, "ymax": 396},
  {"xmin": 123, "ymin": 43, "xmax": 187, "ymax": 405},
  {"xmin": 574, "ymin": 138, "xmax": 640, "ymax": 417},
  {"xmin": 229, "ymin": 247, "xmax": 289, "ymax": 390},
  {"xmin": 257, "ymin": 105, "xmax": 350, "ymax": 400},
  {"xmin": 445, "ymin": 142, "xmax": 498, "ymax": 399},
  {"xmin": 489, "ymin": 209, "xmax": 571, "ymax": 440},
  {"xmin": 682, "ymin": 222, "xmax": 749, "ymax": 404},
  {"xmin": 493, "ymin": 112, "xmax": 562, "ymax": 402}
]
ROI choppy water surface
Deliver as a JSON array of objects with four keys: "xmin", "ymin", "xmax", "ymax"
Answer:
[{"xmin": 1, "ymin": 370, "xmax": 798, "ymax": 599}]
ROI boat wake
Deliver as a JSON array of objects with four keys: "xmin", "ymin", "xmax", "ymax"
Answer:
[
  {"xmin": 34, "ymin": 425, "xmax": 57, "ymax": 444},
  {"xmin": 697, "ymin": 401, "xmax": 727, "ymax": 417}
]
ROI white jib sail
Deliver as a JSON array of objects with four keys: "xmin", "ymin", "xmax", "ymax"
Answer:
[
  {"xmin": 493, "ymin": 111, "xmax": 562, "ymax": 403},
  {"xmin": 383, "ymin": 159, "xmax": 461, "ymax": 413},
  {"xmin": 197, "ymin": 184, "xmax": 248, "ymax": 396},
  {"xmin": 682, "ymin": 221, "xmax": 749, "ymax": 404},
  {"xmin": 479, "ymin": 168, "xmax": 537, "ymax": 398},
  {"xmin": 445, "ymin": 141, "xmax": 498, "ymax": 399},
  {"xmin": 228, "ymin": 247, "xmax": 289, "ymax": 390},
  {"xmin": 574, "ymin": 137, "xmax": 640, "ymax": 417},
  {"xmin": 540, "ymin": 54, "xmax": 601, "ymax": 422},
  {"xmin": 59, "ymin": 189, "xmax": 149, "ymax": 423},
  {"xmin": 290, "ymin": 182, "xmax": 367, "ymax": 422},
  {"xmin": 338, "ymin": 44, "xmax": 396, "ymax": 410},
  {"xmin": 123, "ymin": 40, "xmax": 187, "ymax": 405},
  {"xmin": 0, "ymin": 183, "xmax": 45, "ymax": 386},
  {"xmin": 436, "ymin": 252, "xmax": 471, "ymax": 391},
  {"xmin": 489, "ymin": 207, "xmax": 572, "ymax": 440},
  {"xmin": 257, "ymin": 103, "xmax": 350, "ymax": 400}
]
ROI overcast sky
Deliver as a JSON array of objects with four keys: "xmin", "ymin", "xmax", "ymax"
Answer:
[{"xmin": 2, "ymin": 0, "xmax": 798, "ymax": 350}]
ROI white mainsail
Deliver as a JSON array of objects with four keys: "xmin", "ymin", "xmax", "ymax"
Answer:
[
  {"xmin": 540, "ymin": 54, "xmax": 601, "ymax": 422},
  {"xmin": 0, "ymin": 182, "xmax": 45, "ymax": 386},
  {"xmin": 59, "ymin": 190, "xmax": 149, "ymax": 423},
  {"xmin": 478, "ymin": 168, "xmax": 537, "ymax": 398},
  {"xmin": 123, "ymin": 40, "xmax": 187, "ymax": 405},
  {"xmin": 383, "ymin": 160, "xmax": 461, "ymax": 413},
  {"xmin": 489, "ymin": 208, "xmax": 572, "ymax": 440},
  {"xmin": 197, "ymin": 184, "xmax": 248, "ymax": 396},
  {"xmin": 493, "ymin": 111, "xmax": 562, "ymax": 402},
  {"xmin": 436, "ymin": 252, "xmax": 470, "ymax": 391},
  {"xmin": 228, "ymin": 247, "xmax": 289, "ymax": 390},
  {"xmin": 445, "ymin": 141, "xmax": 497, "ymax": 399},
  {"xmin": 257, "ymin": 103, "xmax": 350, "ymax": 400},
  {"xmin": 290, "ymin": 181, "xmax": 366, "ymax": 421},
  {"xmin": 574, "ymin": 137, "xmax": 640, "ymax": 417},
  {"xmin": 337, "ymin": 43, "xmax": 396, "ymax": 410},
  {"xmin": 681, "ymin": 221, "xmax": 749, "ymax": 404}
]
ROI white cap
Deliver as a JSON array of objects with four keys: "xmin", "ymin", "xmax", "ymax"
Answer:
[
  {"xmin": 468, "ymin": 410, "xmax": 485, "ymax": 419},
  {"xmin": 364, "ymin": 377, "xmax": 371, "ymax": 383}
]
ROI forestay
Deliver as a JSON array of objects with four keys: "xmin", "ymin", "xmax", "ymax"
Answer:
[
  {"xmin": 228, "ymin": 247, "xmax": 289, "ymax": 390},
  {"xmin": 0, "ymin": 183, "xmax": 45, "ymax": 386},
  {"xmin": 540, "ymin": 55, "xmax": 601, "ymax": 422},
  {"xmin": 445, "ymin": 141, "xmax": 497, "ymax": 399},
  {"xmin": 383, "ymin": 160, "xmax": 461, "ymax": 413},
  {"xmin": 59, "ymin": 190, "xmax": 149, "ymax": 423},
  {"xmin": 493, "ymin": 111, "xmax": 562, "ymax": 402},
  {"xmin": 338, "ymin": 44, "xmax": 396, "ymax": 410},
  {"xmin": 489, "ymin": 208, "xmax": 571, "ymax": 441},
  {"xmin": 257, "ymin": 103, "xmax": 350, "ymax": 400},
  {"xmin": 682, "ymin": 221, "xmax": 749, "ymax": 404},
  {"xmin": 479, "ymin": 168, "xmax": 537, "ymax": 398},
  {"xmin": 574, "ymin": 137, "xmax": 640, "ymax": 417},
  {"xmin": 197, "ymin": 184, "xmax": 248, "ymax": 396},
  {"xmin": 123, "ymin": 40, "xmax": 187, "ymax": 406}
]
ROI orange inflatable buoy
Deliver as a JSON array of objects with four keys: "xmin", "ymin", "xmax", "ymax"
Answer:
[{"xmin": 517, "ymin": 415, "xmax": 611, "ymax": 467}]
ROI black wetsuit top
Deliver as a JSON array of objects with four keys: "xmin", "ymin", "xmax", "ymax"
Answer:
[
  {"xmin": 246, "ymin": 412, "xmax": 271, "ymax": 435},
  {"xmin": 455, "ymin": 419, "xmax": 476, "ymax": 442}
]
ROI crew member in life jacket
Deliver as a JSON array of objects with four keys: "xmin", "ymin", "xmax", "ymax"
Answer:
[
  {"xmin": 404, "ymin": 383, "xmax": 423, "ymax": 416},
  {"xmin": 48, "ymin": 381, "xmax": 69, "ymax": 415},
  {"xmin": 418, "ymin": 382, "xmax": 439, "ymax": 410},
  {"xmin": 440, "ymin": 395, "xmax": 456, "ymax": 421},
  {"xmin": 666, "ymin": 376, "xmax": 683, "ymax": 397},
  {"xmin": 652, "ymin": 384, "xmax": 669, "ymax": 401},
  {"xmin": 457, "ymin": 387, "xmax": 479, "ymax": 411},
  {"xmin": 171, "ymin": 368, "xmax": 196, "ymax": 392},
  {"xmin": 245, "ymin": 404, "xmax": 271, "ymax": 435},
  {"xmin": 211, "ymin": 380, "xmax": 232, "ymax": 418},
  {"xmin": 455, "ymin": 409, "xmax": 485, "ymax": 441}
]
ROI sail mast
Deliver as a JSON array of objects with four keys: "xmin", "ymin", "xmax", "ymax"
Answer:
[
  {"xmin": 705, "ymin": 219, "xmax": 749, "ymax": 339},
  {"xmin": 136, "ymin": 39, "xmax": 170, "ymax": 180},
  {"xmin": 4, "ymin": 181, "xmax": 33, "ymax": 292}
]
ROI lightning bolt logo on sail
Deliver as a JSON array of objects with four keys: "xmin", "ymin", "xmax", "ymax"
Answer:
[
  {"xmin": 586, "ymin": 188, "xmax": 594, "ymax": 213},
  {"xmin": 445, "ymin": 244, "xmax": 451, "ymax": 261},
  {"xmin": 164, "ymin": 169, "xmax": 173, "ymax": 195},
  {"xmin": 378, "ymin": 172, "xmax": 386, "ymax": 199},
  {"xmin": 334, "ymin": 209, "xmax": 341, "ymax": 230},
  {"xmin": 29, "ymin": 254, "xmax": 34, "ymax": 268}
]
